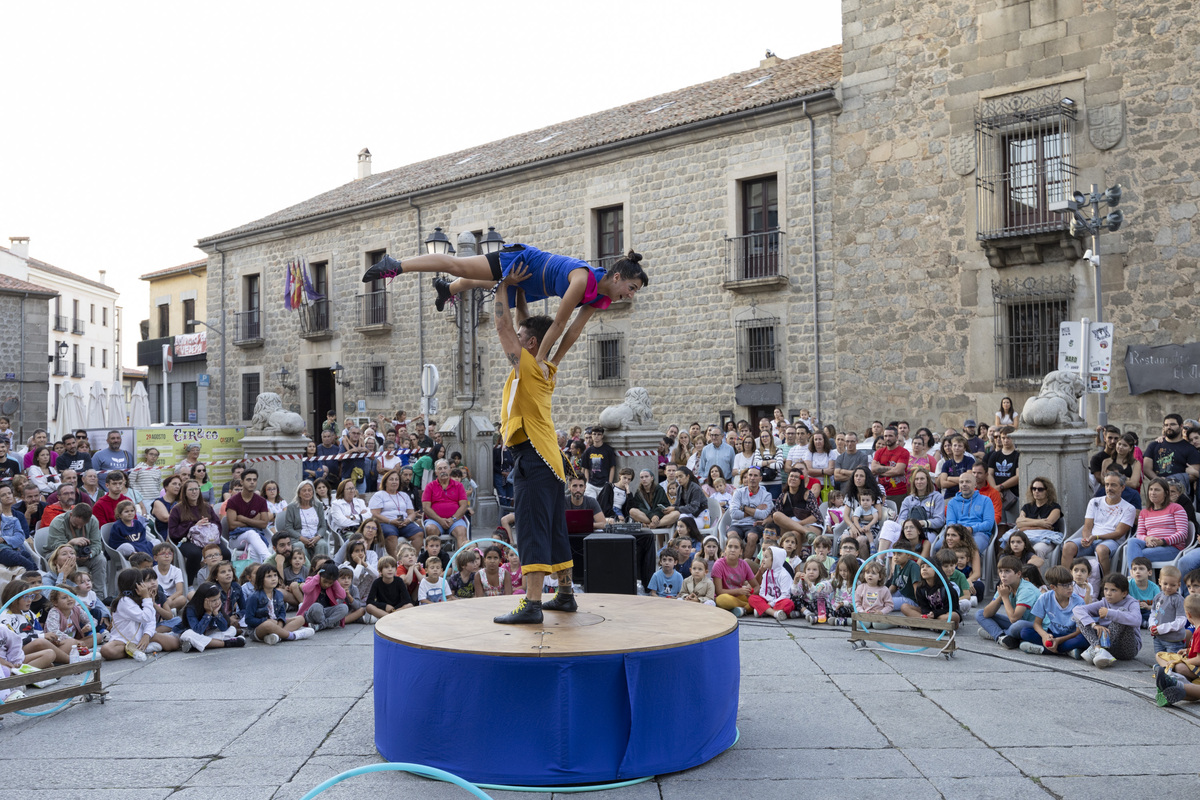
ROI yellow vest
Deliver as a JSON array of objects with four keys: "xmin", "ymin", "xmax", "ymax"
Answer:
[{"xmin": 500, "ymin": 348, "xmax": 565, "ymax": 484}]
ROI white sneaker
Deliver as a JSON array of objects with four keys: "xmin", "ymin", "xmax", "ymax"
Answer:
[
  {"xmin": 263, "ymin": 633, "xmax": 281, "ymax": 646},
  {"xmin": 179, "ymin": 631, "xmax": 195, "ymax": 653},
  {"xmin": 977, "ymin": 626, "xmax": 994, "ymax": 641},
  {"xmin": 130, "ymin": 648, "xmax": 148, "ymax": 662},
  {"xmin": 1092, "ymin": 648, "xmax": 1116, "ymax": 669},
  {"xmin": 2, "ymin": 689, "xmax": 26, "ymax": 704},
  {"xmin": 145, "ymin": 642, "xmax": 163, "ymax": 654},
  {"xmin": 731, "ymin": 607, "xmax": 744, "ymax": 617},
  {"xmin": 1018, "ymin": 642, "xmax": 1045, "ymax": 655},
  {"xmin": 292, "ymin": 627, "xmax": 316, "ymax": 640},
  {"xmin": 1081, "ymin": 645, "xmax": 1097, "ymax": 664},
  {"xmin": 970, "ymin": 596, "xmax": 978, "ymax": 608},
  {"xmin": 774, "ymin": 610, "xmax": 789, "ymax": 622}
]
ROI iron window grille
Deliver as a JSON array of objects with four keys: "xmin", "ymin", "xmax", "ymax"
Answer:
[
  {"xmin": 241, "ymin": 373, "xmax": 261, "ymax": 420},
  {"xmin": 588, "ymin": 332, "xmax": 626, "ymax": 387},
  {"xmin": 736, "ymin": 317, "xmax": 781, "ymax": 382},
  {"xmin": 975, "ymin": 90, "xmax": 1077, "ymax": 240},
  {"xmin": 725, "ymin": 230, "xmax": 785, "ymax": 282},
  {"xmin": 300, "ymin": 299, "xmax": 331, "ymax": 335},
  {"xmin": 234, "ymin": 309, "xmax": 262, "ymax": 343},
  {"xmin": 357, "ymin": 290, "xmax": 390, "ymax": 326},
  {"xmin": 366, "ymin": 363, "xmax": 387, "ymax": 395},
  {"xmin": 992, "ymin": 275, "xmax": 1076, "ymax": 385}
]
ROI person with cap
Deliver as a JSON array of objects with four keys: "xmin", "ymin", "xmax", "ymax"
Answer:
[
  {"xmin": 963, "ymin": 420, "xmax": 986, "ymax": 461},
  {"xmin": 175, "ymin": 443, "xmax": 202, "ymax": 475},
  {"xmin": 491, "ymin": 267, "xmax": 575, "ymax": 625}
]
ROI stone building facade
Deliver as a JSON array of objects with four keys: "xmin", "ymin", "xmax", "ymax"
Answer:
[
  {"xmin": 137, "ymin": 259, "xmax": 211, "ymax": 424},
  {"xmin": 0, "ymin": 273, "xmax": 57, "ymax": 441},
  {"xmin": 199, "ymin": 1, "xmax": 1198, "ymax": 441}
]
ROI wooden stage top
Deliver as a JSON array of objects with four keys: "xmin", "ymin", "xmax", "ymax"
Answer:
[{"xmin": 374, "ymin": 594, "xmax": 737, "ymax": 657}]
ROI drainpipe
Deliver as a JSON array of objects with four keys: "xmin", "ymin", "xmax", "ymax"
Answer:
[
  {"xmin": 804, "ymin": 101, "xmax": 821, "ymax": 423},
  {"xmin": 19, "ymin": 293, "xmax": 27, "ymax": 440},
  {"xmin": 409, "ymin": 198, "xmax": 425, "ymax": 372},
  {"xmin": 214, "ymin": 243, "xmax": 228, "ymax": 425}
]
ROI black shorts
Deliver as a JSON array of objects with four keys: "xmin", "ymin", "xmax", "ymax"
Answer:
[
  {"xmin": 510, "ymin": 441, "xmax": 571, "ymax": 574},
  {"xmin": 485, "ymin": 251, "xmax": 503, "ymax": 282}
]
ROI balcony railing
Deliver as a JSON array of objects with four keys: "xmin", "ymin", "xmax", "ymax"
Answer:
[
  {"xmin": 71, "ymin": 360, "xmax": 86, "ymax": 378},
  {"xmin": 299, "ymin": 299, "xmax": 332, "ymax": 339},
  {"xmin": 234, "ymin": 309, "xmax": 263, "ymax": 345},
  {"xmin": 71, "ymin": 318, "xmax": 85, "ymax": 335},
  {"xmin": 355, "ymin": 290, "xmax": 392, "ymax": 332},
  {"xmin": 725, "ymin": 230, "xmax": 785, "ymax": 282},
  {"xmin": 52, "ymin": 360, "xmax": 68, "ymax": 376},
  {"xmin": 53, "ymin": 315, "xmax": 68, "ymax": 332}
]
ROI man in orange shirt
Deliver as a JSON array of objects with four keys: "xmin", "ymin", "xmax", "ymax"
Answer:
[{"xmin": 972, "ymin": 463, "xmax": 1003, "ymax": 527}]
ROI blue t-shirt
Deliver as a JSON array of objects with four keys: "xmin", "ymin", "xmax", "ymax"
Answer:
[
  {"xmin": 1012, "ymin": 579, "xmax": 1041, "ymax": 621},
  {"xmin": 648, "ymin": 569, "xmax": 683, "ymax": 598},
  {"xmin": 1128, "ymin": 580, "xmax": 1160, "ymax": 603},
  {"xmin": 939, "ymin": 455, "xmax": 975, "ymax": 498},
  {"xmin": 498, "ymin": 245, "xmax": 608, "ymax": 308},
  {"xmin": 1030, "ymin": 591, "xmax": 1083, "ymax": 636}
]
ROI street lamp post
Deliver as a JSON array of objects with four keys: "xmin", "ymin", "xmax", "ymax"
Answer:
[{"xmin": 187, "ymin": 318, "xmax": 226, "ymax": 425}]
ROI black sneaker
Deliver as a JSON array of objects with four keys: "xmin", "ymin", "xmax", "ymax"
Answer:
[
  {"xmin": 363, "ymin": 254, "xmax": 402, "ymax": 283},
  {"xmin": 227, "ymin": 636, "xmax": 246, "ymax": 648},
  {"xmin": 433, "ymin": 277, "xmax": 454, "ymax": 311},
  {"xmin": 542, "ymin": 591, "xmax": 578, "ymax": 613},
  {"xmin": 999, "ymin": 635, "xmax": 1020, "ymax": 650},
  {"xmin": 1155, "ymin": 664, "xmax": 1177, "ymax": 693},
  {"xmin": 493, "ymin": 598, "xmax": 543, "ymax": 625}
]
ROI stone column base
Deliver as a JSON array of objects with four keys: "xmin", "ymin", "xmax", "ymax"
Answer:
[
  {"xmin": 1010, "ymin": 427, "xmax": 1095, "ymax": 537},
  {"xmin": 241, "ymin": 434, "xmax": 308, "ymax": 501}
]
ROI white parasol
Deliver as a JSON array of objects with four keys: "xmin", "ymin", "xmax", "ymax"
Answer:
[
  {"xmin": 130, "ymin": 382, "xmax": 152, "ymax": 428},
  {"xmin": 107, "ymin": 380, "xmax": 128, "ymax": 428},
  {"xmin": 87, "ymin": 381, "xmax": 107, "ymax": 428}
]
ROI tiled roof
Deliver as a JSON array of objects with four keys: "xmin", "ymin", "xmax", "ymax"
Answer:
[
  {"xmin": 200, "ymin": 46, "xmax": 842, "ymax": 243},
  {"xmin": 139, "ymin": 258, "xmax": 207, "ymax": 281},
  {"xmin": 0, "ymin": 272, "xmax": 58, "ymax": 297},
  {"xmin": 0, "ymin": 245, "xmax": 118, "ymax": 294}
]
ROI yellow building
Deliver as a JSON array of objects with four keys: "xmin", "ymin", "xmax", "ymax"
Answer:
[{"xmin": 137, "ymin": 259, "xmax": 210, "ymax": 424}]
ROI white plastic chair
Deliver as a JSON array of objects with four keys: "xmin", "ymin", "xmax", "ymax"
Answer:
[
  {"xmin": 1114, "ymin": 520, "xmax": 1195, "ymax": 575},
  {"xmin": 716, "ymin": 509, "xmax": 733, "ymax": 548},
  {"xmin": 99, "ymin": 522, "xmax": 128, "ymax": 592}
]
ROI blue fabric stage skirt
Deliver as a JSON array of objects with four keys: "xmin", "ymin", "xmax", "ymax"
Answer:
[{"xmin": 374, "ymin": 629, "xmax": 740, "ymax": 785}]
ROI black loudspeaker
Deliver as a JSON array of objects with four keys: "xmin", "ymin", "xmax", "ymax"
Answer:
[{"xmin": 583, "ymin": 533, "xmax": 637, "ymax": 594}]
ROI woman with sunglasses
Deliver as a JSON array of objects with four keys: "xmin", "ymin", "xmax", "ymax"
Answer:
[{"xmin": 1008, "ymin": 477, "xmax": 1063, "ymax": 561}]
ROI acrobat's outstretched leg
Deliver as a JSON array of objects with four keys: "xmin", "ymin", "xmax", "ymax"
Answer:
[{"xmin": 361, "ymin": 253, "xmax": 493, "ymax": 283}]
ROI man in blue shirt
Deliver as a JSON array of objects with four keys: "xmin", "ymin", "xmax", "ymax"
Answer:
[
  {"xmin": 92, "ymin": 430, "xmax": 133, "ymax": 484},
  {"xmin": 943, "ymin": 472, "xmax": 996, "ymax": 554},
  {"xmin": 697, "ymin": 426, "xmax": 735, "ymax": 482}
]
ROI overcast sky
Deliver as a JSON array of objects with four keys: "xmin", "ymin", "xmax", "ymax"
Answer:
[{"xmin": 0, "ymin": 1, "xmax": 841, "ymax": 361}]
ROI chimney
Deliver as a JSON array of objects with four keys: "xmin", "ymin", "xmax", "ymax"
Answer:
[
  {"xmin": 760, "ymin": 49, "xmax": 781, "ymax": 68},
  {"xmin": 8, "ymin": 236, "xmax": 29, "ymax": 258},
  {"xmin": 98, "ymin": 269, "xmax": 107, "ymax": 285},
  {"xmin": 357, "ymin": 148, "xmax": 372, "ymax": 180}
]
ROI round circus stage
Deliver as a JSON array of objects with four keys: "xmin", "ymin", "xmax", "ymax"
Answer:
[{"xmin": 373, "ymin": 593, "xmax": 740, "ymax": 786}]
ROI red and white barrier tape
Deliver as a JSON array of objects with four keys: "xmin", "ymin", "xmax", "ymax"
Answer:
[
  {"xmin": 126, "ymin": 447, "xmax": 433, "ymax": 472},
  {"xmin": 614, "ymin": 450, "xmax": 658, "ymax": 457}
]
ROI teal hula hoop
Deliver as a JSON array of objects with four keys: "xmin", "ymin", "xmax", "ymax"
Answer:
[
  {"xmin": 0, "ymin": 585, "xmax": 100, "ymax": 716},
  {"xmin": 850, "ymin": 549, "xmax": 954, "ymax": 654},
  {"xmin": 446, "ymin": 538, "xmax": 519, "ymax": 573}
]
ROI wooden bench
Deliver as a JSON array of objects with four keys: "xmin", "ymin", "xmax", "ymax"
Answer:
[
  {"xmin": 0, "ymin": 658, "xmax": 107, "ymax": 718},
  {"xmin": 849, "ymin": 612, "xmax": 958, "ymax": 660}
]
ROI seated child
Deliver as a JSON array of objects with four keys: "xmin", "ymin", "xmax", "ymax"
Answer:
[
  {"xmin": 152, "ymin": 543, "xmax": 186, "ymax": 612},
  {"xmin": 194, "ymin": 543, "xmax": 224, "ymax": 586},
  {"xmin": 1015, "ymin": 565, "xmax": 1086, "ymax": 657},
  {"xmin": 209, "ymin": 561, "xmax": 246, "ymax": 632},
  {"xmin": 793, "ymin": 556, "xmax": 833, "ymax": 623},
  {"xmin": 0, "ymin": 623, "xmax": 32, "ymax": 704},
  {"xmin": 779, "ymin": 532, "xmax": 802, "ymax": 577},
  {"xmin": 397, "ymin": 544, "xmax": 424, "ymax": 599},
  {"xmin": 44, "ymin": 589, "xmax": 95, "ymax": 654},
  {"xmin": 239, "ymin": 563, "xmax": 260, "ymax": 607},
  {"xmin": 130, "ymin": 552, "xmax": 175, "ymax": 623},
  {"xmin": 1154, "ymin": 593, "xmax": 1200, "ymax": 706},
  {"xmin": 474, "ymin": 546, "xmax": 510, "ymax": 597},
  {"xmin": 1071, "ymin": 557, "xmax": 1095, "ymax": 604},
  {"xmin": 853, "ymin": 561, "xmax": 894, "ymax": 629},
  {"xmin": 99, "ymin": 568, "xmax": 180, "ymax": 661},
  {"xmin": 827, "ymin": 556, "xmax": 857, "ymax": 625},
  {"xmin": 747, "ymin": 546, "xmax": 793, "ymax": 620},
  {"xmin": 244, "ymin": 564, "xmax": 314, "ymax": 644},
  {"xmin": 448, "ymin": 549, "xmax": 480, "ymax": 599},
  {"xmin": 712, "ymin": 536, "xmax": 757, "ymax": 616},
  {"xmin": 69, "ymin": 570, "xmax": 111, "ymax": 635},
  {"xmin": 886, "ymin": 541, "xmax": 923, "ymax": 613},
  {"xmin": 110, "ymin": 499, "xmax": 154, "ymax": 557},
  {"xmin": 366, "ymin": 556, "xmax": 414, "ymax": 619},
  {"xmin": 825, "ymin": 490, "xmax": 846, "ymax": 530},
  {"xmin": 847, "ymin": 490, "xmax": 883, "ymax": 559},
  {"xmin": 1149, "ymin": 565, "xmax": 1187, "ymax": 654},
  {"xmin": 904, "ymin": 555, "xmax": 961, "ymax": 624},
  {"xmin": 1127, "ymin": 556, "xmax": 1161, "ymax": 627},
  {"xmin": 299, "ymin": 562, "xmax": 349, "ymax": 631},
  {"xmin": 419, "ymin": 556, "xmax": 451, "ymax": 604},
  {"xmin": 0, "ymin": 578, "xmax": 62, "ymax": 667},
  {"xmin": 340, "ymin": 539, "xmax": 379, "ymax": 602},
  {"xmin": 936, "ymin": 549, "xmax": 972, "ymax": 618},
  {"xmin": 977, "ymin": 555, "xmax": 1039, "ymax": 648},
  {"xmin": 418, "ymin": 534, "xmax": 450, "ymax": 573},
  {"xmin": 940, "ymin": 525, "xmax": 982, "ymax": 601},
  {"xmin": 648, "ymin": 549, "xmax": 684, "ymax": 598},
  {"xmin": 175, "ymin": 581, "xmax": 245, "ymax": 651},
  {"xmin": 834, "ymin": 537, "xmax": 861, "ymax": 575},
  {"xmin": 679, "ymin": 556, "xmax": 716, "ymax": 606},
  {"xmin": 337, "ymin": 567, "xmax": 369, "ymax": 624},
  {"xmin": 1072, "ymin": 573, "xmax": 1142, "ymax": 668},
  {"xmin": 282, "ymin": 547, "xmax": 309, "ymax": 608}
]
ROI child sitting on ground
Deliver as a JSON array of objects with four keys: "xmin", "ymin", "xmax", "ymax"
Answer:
[
  {"xmin": 448, "ymin": 549, "xmax": 480, "ymax": 599},
  {"xmin": 474, "ymin": 546, "xmax": 510, "ymax": 597},
  {"xmin": 299, "ymin": 562, "xmax": 349, "ymax": 631},
  {"xmin": 397, "ymin": 544, "xmax": 425, "ymax": 599},
  {"xmin": 100, "ymin": 568, "xmax": 179, "ymax": 661},
  {"xmin": 779, "ymin": 532, "xmax": 802, "ymax": 576},
  {"xmin": 648, "ymin": 549, "xmax": 683, "ymax": 598},
  {"xmin": 748, "ymin": 546, "xmax": 793, "ymax": 620},
  {"xmin": 0, "ymin": 622, "xmax": 33, "ymax": 704},
  {"xmin": 152, "ymin": 543, "xmax": 186, "ymax": 612},
  {"xmin": 1014, "ymin": 565, "xmax": 1085, "ymax": 657},
  {"xmin": 244, "ymin": 564, "xmax": 314, "ymax": 644},
  {"xmin": 282, "ymin": 547, "xmax": 308, "ymax": 608},
  {"xmin": 419, "ymin": 556, "xmax": 451, "ymax": 604},
  {"xmin": 340, "ymin": 539, "xmax": 378, "ymax": 601},
  {"xmin": 941, "ymin": 525, "xmax": 982, "ymax": 602},
  {"xmin": 44, "ymin": 590, "xmax": 95, "ymax": 655},
  {"xmin": 337, "ymin": 568, "xmax": 368, "ymax": 624},
  {"xmin": 828, "ymin": 556, "xmax": 857, "ymax": 625},
  {"xmin": 193, "ymin": 543, "xmax": 223, "ymax": 586},
  {"xmin": 0, "ymin": 579, "xmax": 62, "ymax": 667},
  {"xmin": 1149, "ymin": 565, "xmax": 1187, "ymax": 654},
  {"xmin": 418, "ymin": 534, "xmax": 450, "ymax": 573},
  {"xmin": 69, "ymin": 570, "xmax": 110, "ymax": 636},
  {"xmin": 712, "ymin": 536, "xmax": 757, "ymax": 616},
  {"xmin": 810, "ymin": 535, "xmax": 835, "ymax": 573},
  {"xmin": 239, "ymin": 563, "xmax": 260, "ymax": 606},
  {"xmin": 1154, "ymin": 593, "xmax": 1200, "ymax": 706},
  {"xmin": 680, "ymin": 556, "xmax": 716, "ymax": 606},
  {"xmin": 904, "ymin": 555, "xmax": 961, "ymax": 624},
  {"xmin": 176, "ymin": 582, "xmax": 246, "ymax": 652},
  {"xmin": 935, "ymin": 549, "xmax": 973, "ymax": 618},
  {"xmin": 793, "ymin": 556, "xmax": 833, "ymax": 623},
  {"xmin": 129, "ymin": 552, "xmax": 174, "ymax": 622},
  {"xmin": 887, "ymin": 541, "xmax": 922, "ymax": 613},
  {"xmin": 1072, "ymin": 573, "xmax": 1142, "ymax": 669},
  {"xmin": 366, "ymin": 556, "xmax": 414, "ymax": 619},
  {"xmin": 1071, "ymin": 557, "xmax": 1095, "ymax": 603},
  {"xmin": 1127, "ymin": 556, "xmax": 1161, "ymax": 627},
  {"xmin": 209, "ymin": 561, "xmax": 246, "ymax": 632},
  {"xmin": 854, "ymin": 561, "xmax": 894, "ymax": 629},
  {"xmin": 978, "ymin": 555, "xmax": 1039, "ymax": 648}
]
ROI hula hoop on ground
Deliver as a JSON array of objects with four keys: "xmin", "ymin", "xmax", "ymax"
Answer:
[
  {"xmin": 446, "ymin": 538, "xmax": 518, "ymax": 573},
  {"xmin": 850, "ymin": 549, "xmax": 955, "ymax": 655},
  {"xmin": 0, "ymin": 585, "xmax": 100, "ymax": 716}
]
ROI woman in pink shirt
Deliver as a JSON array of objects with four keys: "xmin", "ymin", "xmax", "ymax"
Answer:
[{"xmin": 1125, "ymin": 478, "xmax": 1190, "ymax": 570}]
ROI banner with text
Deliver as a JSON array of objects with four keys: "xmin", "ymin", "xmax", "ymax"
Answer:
[
  {"xmin": 134, "ymin": 426, "xmax": 245, "ymax": 485},
  {"xmin": 1124, "ymin": 343, "xmax": 1200, "ymax": 395},
  {"xmin": 174, "ymin": 331, "xmax": 207, "ymax": 357}
]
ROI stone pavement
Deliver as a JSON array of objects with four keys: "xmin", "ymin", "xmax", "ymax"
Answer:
[{"xmin": 1, "ymin": 615, "xmax": 1197, "ymax": 800}]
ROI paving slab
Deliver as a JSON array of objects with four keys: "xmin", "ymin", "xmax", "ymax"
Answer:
[
  {"xmin": 927, "ymin": 775, "xmax": 1053, "ymax": 798},
  {"xmin": 0, "ymin": 756, "xmax": 202, "ymax": 788},
  {"xmin": 170, "ymin": 788, "xmax": 279, "ymax": 800},
  {"xmin": 662, "ymin": 777, "xmax": 942, "ymax": 800},
  {"xmin": 224, "ymin": 697, "xmax": 357, "ymax": 757},
  {"xmin": 1039, "ymin": 774, "xmax": 1200, "ymax": 798},
  {"xmin": 848, "ymin": 689, "xmax": 991, "ymax": 749},
  {"xmin": 1000, "ymin": 744, "xmax": 1199, "ymax": 777},
  {"xmin": 668, "ymin": 745, "xmax": 922, "ymax": 780},
  {"xmin": 184, "ymin": 754, "xmax": 310, "ymax": 786},
  {"xmin": 899, "ymin": 747, "xmax": 1025, "ymax": 777}
]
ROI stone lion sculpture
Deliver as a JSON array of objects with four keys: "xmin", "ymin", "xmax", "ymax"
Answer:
[
  {"xmin": 598, "ymin": 387, "xmax": 656, "ymax": 430},
  {"xmin": 1020, "ymin": 371, "xmax": 1086, "ymax": 428},
  {"xmin": 248, "ymin": 392, "xmax": 306, "ymax": 436}
]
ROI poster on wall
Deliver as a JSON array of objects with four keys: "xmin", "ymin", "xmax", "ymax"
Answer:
[{"xmin": 134, "ymin": 426, "xmax": 245, "ymax": 485}]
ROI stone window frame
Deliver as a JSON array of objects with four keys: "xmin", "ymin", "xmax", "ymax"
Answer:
[
  {"xmin": 587, "ymin": 331, "xmax": 626, "ymax": 388},
  {"xmin": 240, "ymin": 369, "xmax": 262, "ymax": 422},
  {"xmin": 300, "ymin": 253, "xmax": 334, "ymax": 336},
  {"xmin": 724, "ymin": 159, "xmax": 788, "ymax": 288},
  {"xmin": 583, "ymin": 196, "xmax": 633, "ymax": 309},
  {"xmin": 365, "ymin": 362, "xmax": 387, "ymax": 396},
  {"xmin": 735, "ymin": 315, "xmax": 782, "ymax": 383},
  {"xmin": 358, "ymin": 244, "xmax": 392, "ymax": 329}
]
